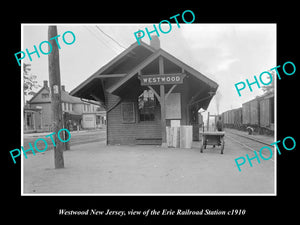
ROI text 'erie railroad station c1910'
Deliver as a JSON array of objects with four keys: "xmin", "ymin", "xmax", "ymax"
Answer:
[{"xmin": 70, "ymin": 35, "xmax": 218, "ymax": 146}]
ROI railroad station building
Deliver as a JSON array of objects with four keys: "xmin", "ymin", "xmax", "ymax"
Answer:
[{"xmin": 70, "ymin": 36, "xmax": 218, "ymax": 145}]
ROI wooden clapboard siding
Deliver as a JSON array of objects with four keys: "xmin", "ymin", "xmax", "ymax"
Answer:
[
  {"xmin": 106, "ymin": 92, "xmax": 161, "ymax": 145},
  {"xmin": 105, "ymin": 82, "xmax": 192, "ymax": 145}
]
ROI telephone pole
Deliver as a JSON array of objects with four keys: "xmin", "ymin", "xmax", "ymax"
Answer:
[{"xmin": 48, "ymin": 25, "xmax": 64, "ymax": 169}]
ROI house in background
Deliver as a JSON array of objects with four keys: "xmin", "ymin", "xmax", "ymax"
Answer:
[
  {"xmin": 24, "ymin": 80, "xmax": 106, "ymax": 133},
  {"xmin": 24, "ymin": 105, "xmax": 42, "ymax": 132}
]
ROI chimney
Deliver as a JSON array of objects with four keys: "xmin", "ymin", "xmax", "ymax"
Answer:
[
  {"xmin": 61, "ymin": 85, "xmax": 65, "ymax": 92},
  {"xmin": 150, "ymin": 35, "xmax": 160, "ymax": 50},
  {"xmin": 43, "ymin": 80, "xmax": 48, "ymax": 88}
]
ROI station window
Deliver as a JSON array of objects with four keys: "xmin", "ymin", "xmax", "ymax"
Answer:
[
  {"xmin": 138, "ymin": 89, "xmax": 157, "ymax": 122},
  {"xmin": 121, "ymin": 102, "xmax": 135, "ymax": 123}
]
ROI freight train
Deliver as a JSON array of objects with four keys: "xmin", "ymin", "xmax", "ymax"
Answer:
[{"xmin": 221, "ymin": 91, "xmax": 274, "ymax": 135}]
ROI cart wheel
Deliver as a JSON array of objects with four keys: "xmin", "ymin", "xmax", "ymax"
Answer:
[
  {"xmin": 200, "ymin": 137, "xmax": 205, "ymax": 153},
  {"xmin": 221, "ymin": 139, "xmax": 225, "ymax": 154}
]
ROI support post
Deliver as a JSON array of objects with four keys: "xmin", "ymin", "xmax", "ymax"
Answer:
[
  {"xmin": 48, "ymin": 25, "xmax": 64, "ymax": 169},
  {"xmin": 207, "ymin": 111, "xmax": 210, "ymax": 131},
  {"xmin": 165, "ymin": 84, "xmax": 177, "ymax": 100},
  {"xmin": 147, "ymin": 86, "xmax": 161, "ymax": 103},
  {"xmin": 160, "ymin": 84, "xmax": 167, "ymax": 147},
  {"xmin": 63, "ymin": 112, "xmax": 70, "ymax": 150},
  {"xmin": 159, "ymin": 56, "xmax": 167, "ymax": 147}
]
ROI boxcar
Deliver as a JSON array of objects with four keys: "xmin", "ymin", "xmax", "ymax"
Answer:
[
  {"xmin": 222, "ymin": 91, "xmax": 274, "ymax": 134},
  {"xmin": 228, "ymin": 109, "xmax": 234, "ymax": 125},
  {"xmin": 222, "ymin": 108, "xmax": 240, "ymax": 128},
  {"xmin": 233, "ymin": 107, "xmax": 242, "ymax": 127},
  {"xmin": 224, "ymin": 110, "xmax": 231, "ymax": 126},
  {"xmin": 250, "ymin": 99, "xmax": 259, "ymax": 125},
  {"xmin": 242, "ymin": 102, "xmax": 250, "ymax": 125},
  {"xmin": 259, "ymin": 93, "xmax": 274, "ymax": 130},
  {"xmin": 242, "ymin": 98, "xmax": 259, "ymax": 125},
  {"xmin": 222, "ymin": 111, "xmax": 228, "ymax": 125}
]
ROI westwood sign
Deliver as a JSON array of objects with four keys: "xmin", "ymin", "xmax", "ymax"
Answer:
[{"xmin": 139, "ymin": 73, "xmax": 186, "ymax": 86}]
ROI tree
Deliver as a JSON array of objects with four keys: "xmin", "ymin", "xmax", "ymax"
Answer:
[
  {"xmin": 261, "ymin": 70, "xmax": 275, "ymax": 94},
  {"xmin": 23, "ymin": 63, "xmax": 41, "ymax": 103}
]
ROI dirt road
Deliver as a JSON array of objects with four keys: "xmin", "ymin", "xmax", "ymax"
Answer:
[
  {"xmin": 23, "ymin": 129, "xmax": 106, "ymax": 151},
  {"xmin": 23, "ymin": 135, "xmax": 275, "ymax": 195}
]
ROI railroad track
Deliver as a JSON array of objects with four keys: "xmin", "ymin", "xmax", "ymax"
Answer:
[
  {"xmin": 225, "ymin": 129, "xmax": 275, "ymax": 161},
  {"xmin": 226, "ymin": 130, "xmax": 272, "ymax": 147}
]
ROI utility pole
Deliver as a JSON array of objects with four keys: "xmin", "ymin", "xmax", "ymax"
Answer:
[{"xmin": 48, "ymin": 26, "xmax": 64, "ymax": 169}]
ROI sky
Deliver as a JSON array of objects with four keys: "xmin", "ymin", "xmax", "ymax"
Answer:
[{"xmin": 22, "ymin": 23, "xmax": 276, "ymax": 119}]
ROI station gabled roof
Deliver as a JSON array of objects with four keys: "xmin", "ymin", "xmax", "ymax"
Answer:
[
  {"xmin": 69, "ymin": 41, "xmax": 156, "ymax": 100},
  {"xmin": 70, "ymin": 40, "xmax": 219, "ymax": 110}
]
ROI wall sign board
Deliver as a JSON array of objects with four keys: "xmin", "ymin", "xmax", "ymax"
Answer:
[{"xmin": 139, "ymin": 73, "xmax": 186, "ymax": 86}]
